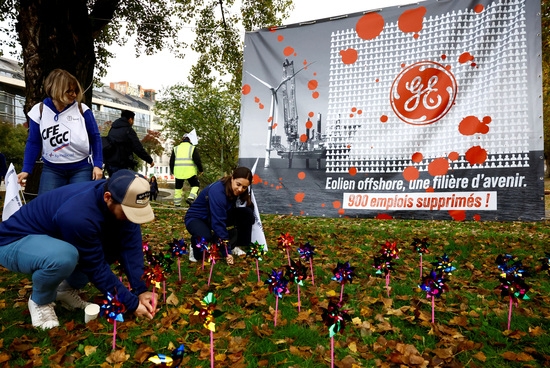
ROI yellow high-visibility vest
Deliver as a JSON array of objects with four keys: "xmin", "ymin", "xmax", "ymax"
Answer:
[{"xmin": 173, "ymin": 142, "xmax": 197, "ymax": 178}]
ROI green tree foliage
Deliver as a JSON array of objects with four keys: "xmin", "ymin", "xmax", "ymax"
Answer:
[
  {"xmin": 154, "ymin": 84, "xmax": 240, "ymax": 183},
  {"xmin": 0, "ymin": 122, "xmax": 28, "ymax": 171}
]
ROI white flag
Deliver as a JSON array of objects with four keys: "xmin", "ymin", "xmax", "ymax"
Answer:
[
  {"xmin": 250, "ymin": 158, "xmax": 268, "ymax": 251},
  {"xmin": 187, "ymin": 129, "xmax": 199, "ymax": 145},
  {"xmin": 2, "ymin": 163, "xmax": 23, "ymax": 221}
]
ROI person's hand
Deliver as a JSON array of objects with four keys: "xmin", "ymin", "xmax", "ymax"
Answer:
[
  {"xmin": 92, "ymin": 166, "xmax": 103, "ymax": 180},
  {"xmin": 17, "ymin": 172, "xmax": 28, "ymax": 186},
  {"xmin": 149, "ymin": 161, "xmax": 155, "ymax": 168},
  {"xmin": 226, "ymin": 254, "xmax": 234, "ymax": 265},
  {"xmin": 133, "ymin": 291, "xmax": 157, "ymax": 319}
]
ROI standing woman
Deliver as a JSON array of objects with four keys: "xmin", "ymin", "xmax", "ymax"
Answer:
[
  {"xmin": 17, "ymin": 69, "xmax": 103, "ymax": 194},
  {"xmin": 149, "ymin": 176, "xmax": 159, "ymax": 201},
  {"xmin": 185, "ymin": 167, "xmax": 256, "ymax": 265}
]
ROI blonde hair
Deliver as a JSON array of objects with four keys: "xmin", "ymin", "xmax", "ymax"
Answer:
[{"xmin": 44, "ymin": 69, "xmax": 83, "ymax": 105}]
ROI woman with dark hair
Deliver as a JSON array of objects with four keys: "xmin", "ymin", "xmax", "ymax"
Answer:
[{"xmin": 184, "ymin": 167, "xmax": 255, "ymax": 265}]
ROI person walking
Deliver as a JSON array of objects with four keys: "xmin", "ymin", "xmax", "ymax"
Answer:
[
  {"xmin": 184, "ymin": 167, "xmax": 255, "ymax": 264},
  {"xmin": 170, "ymin": 133, "xmax": 203, "ymax": 207},
  {"xmin": 17, "ymin": 69, "xmax": 103, "ymax": 193},
  {"xmin": 103, "ymin": 110, "xmax": 154, "ymax": 177},
  {"xmin": 0, "ymin": 169, "xmax": 157, "ymax": 329},
  {"xmin": 149, "ymin": 175, "xmax": 159, "ymax": 201}
]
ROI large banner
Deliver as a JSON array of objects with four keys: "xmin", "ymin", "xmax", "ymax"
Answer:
[{"xmin": 240, "ymin": 0, "xmax": 544, "ymax": 221}]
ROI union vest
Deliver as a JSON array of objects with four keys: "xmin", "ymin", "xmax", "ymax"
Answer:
[{"xmin": 173, "ymin": 142, "xmax": 197, "ymax": 178}]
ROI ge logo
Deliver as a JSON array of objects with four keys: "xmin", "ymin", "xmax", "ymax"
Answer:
[{"xmin": 390, "ymin": 61, "xmax": 457, "ymax": 125}]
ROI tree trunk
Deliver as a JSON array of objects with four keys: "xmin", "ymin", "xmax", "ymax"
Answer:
[{"xmin": 17, "ymin": 0, "xmax": 96, "ymax": 115}]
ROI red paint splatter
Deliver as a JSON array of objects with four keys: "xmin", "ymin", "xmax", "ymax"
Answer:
[
  {"xmin": 448, "ymin": 151, "xmax": 459, "ymax": 161},
  {"xmin": 312, "ymin": 91, "xmax": 319, "ymax": 99},
  {"xmin": 465, "ymin": 146, "xmax": 487, "ymax": 165},
  {"xmin": 357, "ymin": 110, "xmax": 362, "ymax": 115},
  {"xmin": 340, "ymin": 48, "xmax": 358, "ymax": 64},
  {"xmin": 338, "ymin": 208, "xmax": 345, "ymax": 215},
  {"xmin": 458, "ymin": 52, "xmax": 475, "ymax": 64},
  {"xmin": 473, "ymin": 214, "xmax": 481, "ymax": 221},
  {"xmin": 398, "ymin": 7, "xmax": 426, "ymax": 36},
  {"xmin": 254, "ymin": 97, "xmax": 260, "ymax": 103},
  {"xmin": 277, "ymin": 35, "xmax": 284, "ymax": 42},
  {"xmin": 380, "ymin": 115, "xmax": 388, "ymax": 123},
  {"xmin": 356, "ymin": 12, "xmax": 385, "ymax": 40},
  {"xmin": 298, "ymin": 172, "xmax": 306, "ymax": 180},
  {"xmin": 449, "ymin": 210, "xmax": 466, "ymax": 221},
  {"xmin": 441, "ymin": 54, "xmax": 447, "ymax": 60},
  {"xmin": 283, "ymin": 46, "xmax": 294, "ymax": 56},
  {"xmin": 474, "ymin": 4, "xmax": 484, "ymax": 13},
  {"xmin": 308, "ymin": 111, "xmax": 314, "ymax": 118},
  {"xmin": 321, "ymin": 203, "xmax": 326, "ymax": 208},
  {"xmin": 403, "ymin": 166, "xmax": 420, "ymax": 181},
  {"xmin": 332, "ymin": 201, "xmax": 341, "ymax": 209},
  {"xmin": 375, "ymin": 78, "xmax": 380, "ymax": 83},
  {"xmin": 426, "ymin": 187, "xmax": 434, "ymax": 192},
  {"xmin": 307, "ymin": 79, "xmax": 318, "ymax": 90},
  {"xmin": 305, "ymin": 120, "xmax": 313, "ymax": 129},
  {"xmin": 349, "ymin": 167, "xmax": 357, "ymax": 176},
  {"xmin": 295, "ymin": 192, "xmax": 305, "ymax": 203},
  {"xmin": 300, "ymin": 134, "xmax": 308, "ymax": 142},
  {"xmin": 242, "ymin": 84, "xmax": 251, "ymax": 95},
  {"xmin": 349, "ymin": 114, "xmax": 354, "ymax": 118},
  {"xmin": 427, "ymin": 157, "xmax": 449, "ymax": 176},
  {"xmin": 351, "ymin": 107, "xmax": 357, "ymax": 112},
  {"xmin": 411, "ymin": 152, "xmax": 423, "ymax": 163},
  {"xmin": 252, "ymin": 174, "xmax": 262, "ymax": 184},
  {"xmin": 458, "ymin": 115, "xmax": 491, "ymax": 135},
  {"xmin": 272, "ymin": 123, "xmax": 278, "ymax": 129},
  {"xmin": 259, "ymin": 103, "xmax": 264, "ymax": 110},
  {"xmin": 376, "ymin": 213, "xmax": 393, "ymax": 220}
]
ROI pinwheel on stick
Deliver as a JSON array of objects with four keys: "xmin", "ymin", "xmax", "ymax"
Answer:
[{"xmin": 298, "ymin": 241, "xmax": 316, "ymax": 285}]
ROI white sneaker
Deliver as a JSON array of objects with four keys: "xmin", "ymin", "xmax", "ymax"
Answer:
[
  {"xmin": 189, "ymin": 251, "xmax": 197, "ymax": 263},
  {"xmin": 233, "ymin": 247, "xmax": 246, "ymax": 256},
  {"xmin": 56, "ymin": 289, "xmax": 91, "ymax": 310},
  {"xmin": 28, "ymin": 298, "xmax": 59, "ymax": 330}
]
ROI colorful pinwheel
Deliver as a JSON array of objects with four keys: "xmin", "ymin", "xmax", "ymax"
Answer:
[
  {"xmin": 495, "ymin": 253, "xmax": 530, "ymax": 330},
  {"xmin": 277, "ymin": 232, "xmax": 294, "ymax": 265},
  {"xmin": 285, "ymin": 259, "xmax": 308, "ymax": 312},
  {"xmin": 419, "ymin": 269, "xmax": 449, "ymax": 324},
  {"xmin": 264, "ymin": 269, "xmax": 289, "ymax": 326},
  {"xmin": 170, "ymin": 238, "xmax": 187, "ymax": 281},
  {"xmin": 193, "ymin": 293, "xmax": 223, "ymax": 368},
  {"xmin": 411, "ymin": 237, "xmax": 430, "ymax": 280},
  {"xmin": 101, "ymin": 291, "xmax": 126, "ymax": 350},
  {"xmin": 298, "ymin": 241, "xmax": 316, "ymax": 285},
  {"xmin": 332, "ymin": 261, "xmax": 355, "ymax": 302},
  {"xmin": 247, "ymin": 241, "xmax": 265, "ymax": 282},
  {"xmin": 321, "ymin": 300, "xmax": 351, "ymax": 368},
  {"xmin": 432, "ymin": 253, "xmax": 457, "ymax": 275}
]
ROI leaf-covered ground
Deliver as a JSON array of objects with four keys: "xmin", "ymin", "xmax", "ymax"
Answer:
[{"xmin": 1, "ymin": 205, "xmax": 550, "ymax": 367}]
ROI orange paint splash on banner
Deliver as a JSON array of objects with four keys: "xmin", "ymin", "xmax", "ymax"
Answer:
[
  {"xmin": 277, "ymin": 35, "xmax": 284, "ymax": 42},
  {"xmin": 298, "ymin": 172, "xmax": 306, "ymax": 180},
  {"xmin": 295, "ymin": 192, "xmax": 305, "ymax": 203},
  {"xmin": 448, "ymin": 152, "xmax": 459, "ymax": 161},
  {"xmin": 242, "ymin": 84, "xmax": 251, "ymax": 95},
  {"xmin": 340, "ymin": 48, "xmax": 358, "ymax": 64},
  {"xmin": 403, "ymin": 166, "xmax": 420, "ymax": 181},
  {"xmin": 283, "ymin": 46, "xmax": 295, "ymax": 56},
  {"xmin": 465, "ymin": 146, "xmax": 487, "ymax": 165},
  {"xmin": 312, "ymin": 91, "xmax": 319, "ymax": 99},
  {"xmin": 300, "ymin": 134, "xmax": 308, "ymax": 142},
  {"xmin": 305, "ymin": 120, "xmax": 313, "ymax": 129},
  {"xmin": 356, "ymin": 12, "xmax": 385, "ymax": 40},
  {"xmin": 308, "ymin": 79, "xmax": 318, "ymax": 90},
  {"xmin": 449, "ymin": 210, "xmax": 466, "ymax": 221},
  {"xmin": 427, "ymin": 157, "xmax": 449, "ymax": 176},
  {"xmin": 380, "ymin": 115, "xmax": 388, "ymax": 123},
  {"xmin": 348, "ymin": 167, "xmax": 357, "ymax": 176},
  {"xmin": 474, "ymin": 4, "xmax": 485, "ymax": 13},
  {"xmin": 398, "ymin": 7, "xmax": 426, "ymax": 37},
  {"xmin": 458, "ymin": 116, "xmax": 491, "ymax": 135},
  {"xmin": 376, "ymin": 213, "xmax": 393, "ymax": 220},
  {"xmin": 411, "ymin": 152, "xmax": 423, "ymax": 163},
  {"xmin": 332, "ymin": 200, "xmax": 341, "ymax": 209},
  {"xmin": 458, "ymin": 52, "xmax": 475, "ymax": 64}
]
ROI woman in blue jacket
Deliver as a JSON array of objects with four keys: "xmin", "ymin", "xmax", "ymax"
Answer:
[{"xmin": 185, "ymin": 167, "xmax": 255, "ymax": 265}]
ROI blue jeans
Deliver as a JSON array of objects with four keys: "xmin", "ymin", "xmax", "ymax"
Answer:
[
  {"xmin": 39, "ymin": 164, "xmax": 93, "ymax": 195},
  {"xmin": 0, "ymin": 235, "xmax": 79, "ymax": 304}
]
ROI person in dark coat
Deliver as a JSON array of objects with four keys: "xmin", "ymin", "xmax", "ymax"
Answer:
[
  {"xmin": 104, "ymin": 110, "xmax": 154, "ymax": 177},
  {"xmin": 0, "ymin": 152, "xmax": 7, "ymax": 183}
]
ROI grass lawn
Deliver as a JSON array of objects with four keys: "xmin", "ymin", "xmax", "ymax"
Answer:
[{"xmin": 0, "ymin": 197, "xmax": 550, "ymax": 367}]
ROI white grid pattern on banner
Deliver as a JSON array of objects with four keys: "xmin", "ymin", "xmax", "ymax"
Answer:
[{"xmin": 325, "ymin": 0, "xmax": 529, "ymax": 174}]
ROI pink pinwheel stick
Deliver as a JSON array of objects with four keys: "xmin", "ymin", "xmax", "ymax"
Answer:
[
  {"xmin": 177, "ymin": 258, "xmax": 181, "ymax": 281},
  {"xmin": 507, "ymin": 297, "xmax": 513, "ymax": 330},
  {"xmin": 274, "ymin": 297, "xmax": 279, "ymax": 327},
  {"xmin": 386, "ymin": 272, "xmax": 391, "ymax": 297},
  {"xmin": 309, "ymin": 258, "xmax": 315, "ymax": 285},
  {"xmin": 331, "ymin": 336, "xmax": 334, "ymax": 368},
  {"xmin": 202, "ymin": 250, "xmax": 206, "ymax": 271},
  {"xmin": 419, "ymin": 254, "xmax": 423, "ymax": 281},
  {"xmin": 339, "ymin": 283, "xmax": 344, "ymax": 303},
  {"xmin": 256, "ymin": 259, "xmax": 260, "ymax": 283},
  {"xmin": 297, "ymin": 284, "xmax": 301, "ymax": 312},
  {"xmin": 112, "ymin": 320, "xmax": 117, "ymax": 350},
  {"xmin": 286, "ymin": 248, "xmax": 291, "ymax": 266},
  {"xmin": 431, "ymin": 296, "xmax": 435, "ymax": 324},
  {"xmin": 210, "ymin": 330, "xmax": 214, "ymax": 368},
  {"xmin": 208, "ymin": 259, "xmax": 215, "ymax": 286}
]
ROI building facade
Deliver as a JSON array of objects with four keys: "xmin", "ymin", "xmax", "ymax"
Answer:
[{"xmin": 0, "ymin": 57, "xmax": 172, "ymax": 180}]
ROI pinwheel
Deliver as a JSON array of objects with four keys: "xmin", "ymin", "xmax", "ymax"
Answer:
[
  {"xmin": 195, "ymin": 237, "xmax": 209, "ymax": 271},
  {"xmin": 143, "ymin": 264, "xmax": 164, "ymax": 311},
  {"xmin": 264, "ymin": 269, "xmax": 289, "ymax": 326},
  {"xmin": 170, "ymin": 238, "xmax": 187, "ymax": 281},
  {"xmin": 321, "ymin": 300, "xmax": 351, "ymax": 368},
  {"xmin": 277, "ymin": 232, "xmax": 294, "ymax": 265},
  {"xmin": 298, "ymin": 241, "xmax": 316, "ymax": 285},
  {"xmin": 419, "ymin": 269, "xmax": 449, "ymax": 323},
  {"xmin": 432, "ymin": 253, "xmax": 456, "ymax": 275},
  {"xmin": 332, "ymin": 261, "xmax": 355, "ymax": 302},
  {"xmin": 207, "ymin": 241, "xmax": 222, "ymax": 286},
  {"xmin": 193, "ymin": 293, "xmax": 223, "ymax": 368},
  {"xmin": 100, "ymin": 291, "xmax": 126, "ymax": 350},
  {"xmin": 373, "ymin": 241, "xmax": 400, "ymax": 297},
  {"xmin": 247, "ymin": 241, "xmax": 265, "ymax": 282},
  {"xmin": 285, "ymin": 259, "xmax": 308, "ymax": 311},
  {"xmin": 411, "ymin": 237, "xmax": 430, "ymax": 280},
  {"xmin": 495, "ymin": 254, "xmax": 530, "ymax": 330}
]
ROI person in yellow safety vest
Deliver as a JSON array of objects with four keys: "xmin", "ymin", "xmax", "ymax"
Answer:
[{"xmin": 170, "ymin": 134, "xmax": 203, "ymax": 207}]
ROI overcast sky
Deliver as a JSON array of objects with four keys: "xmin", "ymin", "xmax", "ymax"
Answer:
[{"xmin": 103, "ymin": 0, "xmax": 424, "ymax": 93}]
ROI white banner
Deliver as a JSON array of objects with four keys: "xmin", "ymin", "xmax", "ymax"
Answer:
[
  {"xmin": 2, "ymin": 163, "xmax": 23, "ymax": 221},
  {"xmin": 250, "ymin": 158, "xmax": 268, "ymax": 251}
]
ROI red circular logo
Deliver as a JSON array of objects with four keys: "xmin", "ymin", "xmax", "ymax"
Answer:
[{"xmin": 390, "ymin": 61, "xmax": 457, "ymax": 125}]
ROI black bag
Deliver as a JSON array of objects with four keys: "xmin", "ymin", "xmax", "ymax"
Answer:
[{"xmin": 102, "ymin": 135, "xmax": 117, "ymax": 159}]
